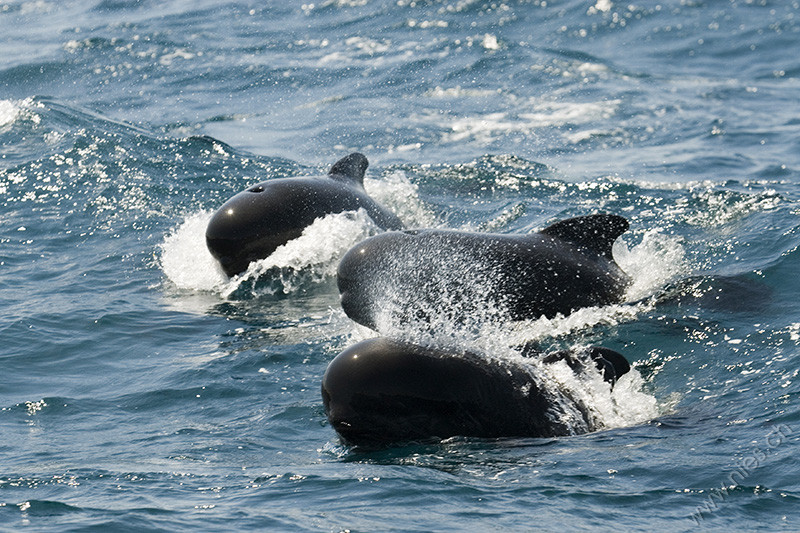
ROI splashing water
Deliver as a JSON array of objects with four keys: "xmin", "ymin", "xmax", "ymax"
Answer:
[
  {"xmin": 159, "ymin": 167, "xmax": 431, "ymax": 297},
  {"xmin": 510, "ymin": 229, "xmax": 685, "ymax": 431},
  {"xmin": 0, "ymin": 99, "xmax": 21, "ymax": 129},
  {"xmin": 536, "ymin": 350, "xmax": 660, "ymax": 432},
  {"xmin": 160, "ymin": 209, "xmax": 380, "ymax": 298},
  {"xmin": 365, "ymin": 170, "xmax": 438, "ymax": 229},
  {"xmin": 160, "ymin": 210, "xmax": 227, "ymax": 292},
  {"xmin": 364, "ymin": 229, "xmax": 687, "ymax": 434},
  {"xmin": 368, "ymin": 227, "xmax": 686, "ymax": 347},
  {"xmin": 229, "ymin": 209, "xmax": 380, "ymax": 298},
  {"xmin": 615, "ymin": 229, "xmax": 688, "ymax": 302}
]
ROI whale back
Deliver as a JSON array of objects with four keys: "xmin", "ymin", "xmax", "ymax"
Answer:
[
  {"xmin": 539, "ymin": 214, "xmax": 629, "ymax": 260},
  {"xmin": 337, "ymin": 214, "xmax": 632, "ymax": 331}
]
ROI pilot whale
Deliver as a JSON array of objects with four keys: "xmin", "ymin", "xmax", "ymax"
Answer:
[
  {"xmin": 206, "ymin": 152, "xmax": 404, "ymax": 277},
  {"xmin": 321, "ymin": 337, "xmax": 631, "ymax": 447},
  {"xmin": 337, "ymin": 214, "xmax": 631, "ymax": 331}
]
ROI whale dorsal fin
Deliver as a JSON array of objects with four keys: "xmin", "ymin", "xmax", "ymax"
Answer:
[
  {"xmin": 329, "ymin": 152, "xmax": 369, "ymax": 186},
  {"xmin": 586, "ymin": 346, "xmax": 631, "ymax": 385},
  {"xmin": 540, "ymin": 214, "xmax": 629, "ymax": 259}
]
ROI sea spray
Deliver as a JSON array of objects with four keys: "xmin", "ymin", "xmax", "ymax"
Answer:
[
  {"xmin": 160, "ymin": 167, "xmax": 432, "ymax": 297},
  {"xmin": 0, "ymin": 99, "xmax": 21, "ymax": 129},
  {"xmin": 614, "ymin": 229, "xmax": 688, "ymax": 302},
  {"xmin": 367, "ymin": 230, "xmax": 686, "ymax": 434},
  {"xmin": 365, "ymin": 169, "xmax": 438, "ymax": 229},
  {"xmin": 160, "ymin": 209, "xmax": 380, "ymax": 298},
  {"xmin": 160, "ymin": 210, "xmax": 227, "ymax": 292}
]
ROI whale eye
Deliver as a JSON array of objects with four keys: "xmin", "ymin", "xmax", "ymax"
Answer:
[{"xmin": 248, "ymin": 186, "xmax": 264, "ymax": 193}]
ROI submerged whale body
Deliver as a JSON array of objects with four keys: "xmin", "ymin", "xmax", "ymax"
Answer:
[
  {"xmin": 338, "ymin": 214, "xmax": 631, "ymax": 331},
  {"xmin": 321, "ymin": 337, "xmax": 631, "ymax": 447},
  {"xmin": 206, "ymin": 152, "xmax": 404, "ymax": 277}
]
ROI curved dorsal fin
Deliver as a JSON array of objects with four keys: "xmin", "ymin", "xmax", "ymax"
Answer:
[
  {"xmin": 329, "ymin": 152, "xmax": 369, "ymax": 186},
  {"xmin": 540, "ymin": 214, "xmax": 629, "ymax": 259}
]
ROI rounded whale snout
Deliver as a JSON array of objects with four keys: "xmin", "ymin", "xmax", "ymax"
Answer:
[
  {"xmin": 321, "ymin": 337, "xmax": 523, "ymax": 446},
  {"xmin": 336, "ymin": 239, "xmax": 388, "ymax": 331},
  {"xmin": 337, "ymin": 286, "xmax": 377, "ymax": 331},
  {"xmin": 205, "ymin": 186, "xmax": 303, "ymax": 277}
]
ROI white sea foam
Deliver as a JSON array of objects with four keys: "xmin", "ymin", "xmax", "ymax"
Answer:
[
  {"xmin": 615, "ymin": 229, "xmax": 687, "ymax": 302},
  {"xmin": 481, "ymin": 33, "xmax": 500, "ymax": 51},
  {"xmin": 443, "ymin": 100, "xmax": 619, "ymax": 144},
  {"xmin": 564, "ymin": 127, "xmax": 624, "ymax": 144},
  {"xmin": 0, "ymin": 99, "xmax": 21, "ymax": 129},
  {"xmin": 538, "ymin": 352, "xmax": 659, "ymax": 431},
  {"xmin": 588, "ymin": 0, "xmax": 613, "ymax": 15},
  {"xmin": 159, "ymin": 210, "xmax": 228, "ymax": 292},
  {"xmin": 230, "ymin": 209, "xmax": 380, "ymax": 296},
  {"xmin": 364, "ymin": 170, "xmax": 438, "ymax": 228},
  {"xmin": 160, "ymin": 208, "xmax": 381, "ymax": 298},
  {"xmin": 424, "ymin": 86, "xmax": 501, "ymax": 99}
]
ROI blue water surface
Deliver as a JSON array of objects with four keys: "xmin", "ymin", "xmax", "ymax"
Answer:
[{"xmin": 2, "ymin": 0, "xmax": 800, "ymax": 531}]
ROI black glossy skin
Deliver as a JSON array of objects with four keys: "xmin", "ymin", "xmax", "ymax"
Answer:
[
  {"xmin": 338, "ymin": 214, "xmax": 631, "ymax": 331},
  {"xmin": 321, "ymin": 337, "xmax": 630, "ymax": 447},
  {"xmin": 206, "ymin": 153, "xmax": 404, "ymax": 276}
]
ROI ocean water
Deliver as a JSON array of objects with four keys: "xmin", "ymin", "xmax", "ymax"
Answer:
[{"xmin": 2, "ymin": 0, "xmax": 800, "ymax": 530}]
